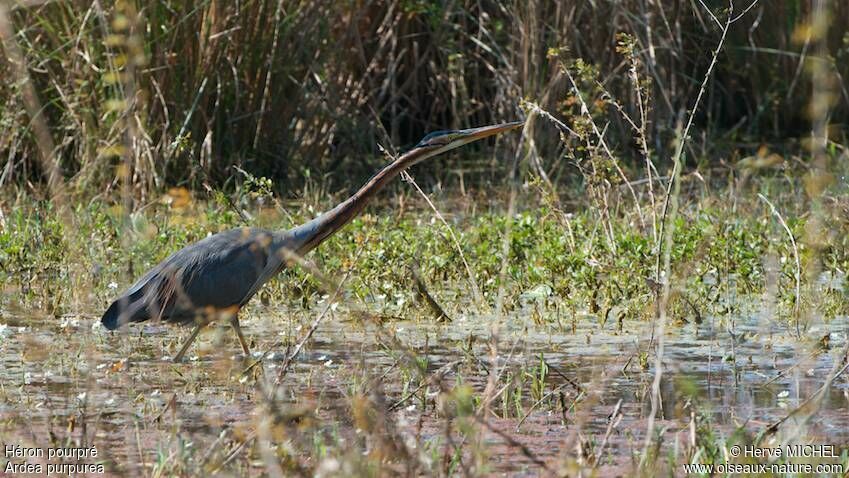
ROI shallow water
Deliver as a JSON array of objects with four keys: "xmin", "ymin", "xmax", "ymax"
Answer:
[{"xmin": 1, "ymin": 304, "xmax": 847, "ymax": 474}]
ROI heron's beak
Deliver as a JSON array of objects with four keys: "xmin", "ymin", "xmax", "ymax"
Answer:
[
  {"xmin": 408, "ymin": 120, "xmax": 524, "ymax": 165},
  {"xmin": 453, "ymin": 120, "xmax": 524, "ymax": 146}
]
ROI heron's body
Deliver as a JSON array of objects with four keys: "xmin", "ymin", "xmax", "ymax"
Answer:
[
  {"xmin": 102, "ymin": 228, "xmax": 279, "ymax": 328},
  {"xmin": 101, "ymin": 121, "xmax": 522, "ymax": 361}
]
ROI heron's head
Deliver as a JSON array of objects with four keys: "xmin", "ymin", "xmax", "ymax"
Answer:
[{"xmin": 405, "ymin": 121, "xmax": 524, "ymax": 165}]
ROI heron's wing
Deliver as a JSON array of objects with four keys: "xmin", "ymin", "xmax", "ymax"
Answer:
[
  {"xmin": 103, "ymin": 228, "xmax": 276, "ymax": 328},
  {"xmin": 177, "ymin": 230, "xmax": 275, "ymax": 312}
]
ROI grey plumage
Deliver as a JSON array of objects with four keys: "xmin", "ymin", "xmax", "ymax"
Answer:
[{"xmin": 102, "ymin": 228, "xmax": 288, "ymax": 329}]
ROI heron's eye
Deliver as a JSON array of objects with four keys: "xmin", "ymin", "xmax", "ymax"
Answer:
[{"xmin": 417, "ymin": 130, "xmax": 457, "ymax": 148}]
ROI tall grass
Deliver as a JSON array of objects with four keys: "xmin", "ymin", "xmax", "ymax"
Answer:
[
  {"xmin": 3, "ymin": 2, "xmax": 849, "ymax": 476},
  {"xmin": 1, "ymin": 0, "xmax": 847, "ymax": 199}
]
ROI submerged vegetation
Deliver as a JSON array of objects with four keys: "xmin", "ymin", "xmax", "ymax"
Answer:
[{"xmin": 2, "ymin": 0, "xmax": 849, "ymax": 476}]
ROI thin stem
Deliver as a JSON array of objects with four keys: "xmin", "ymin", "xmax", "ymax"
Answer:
[
  {"xmin": 401, "ymin": 171, "xmax": 484, "ymax": 308},
  {"xmin": 563, "ymin": 68, "xmax": 645, "ymax": 228},
  {"xmin": 758, "ymin": 193, "xmax": 802, "ymax": 337},
  {"xmin": 643, "ymin": 0, "xmax": 737, "ymax": 466}
]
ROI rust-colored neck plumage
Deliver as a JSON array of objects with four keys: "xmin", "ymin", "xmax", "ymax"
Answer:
[
  {"xmin": 284, "ymin": 146, "xmax": 434, "ymax": 256},
  {"xmin": 273, "ymin": 120, "xmax": 523, "ymax": 261}
]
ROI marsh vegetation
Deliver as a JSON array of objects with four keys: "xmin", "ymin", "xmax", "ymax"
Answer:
[{"xmin": 2, "ymin": 0, "xmax": 849, "ymax": 476}]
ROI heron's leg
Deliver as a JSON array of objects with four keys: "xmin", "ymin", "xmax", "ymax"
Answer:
[
  {"xmin": 173, "ymin": 323, "xmax": 205, "ymax": 363},
  {"xmin": 229, "ymin": 315, "xmax": 251, "ymax": 356}
]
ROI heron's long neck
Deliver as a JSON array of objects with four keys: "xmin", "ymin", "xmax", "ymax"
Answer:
[{"xmin": 284, "ymin": 149, "xmax": 429, "ymax": 256}]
